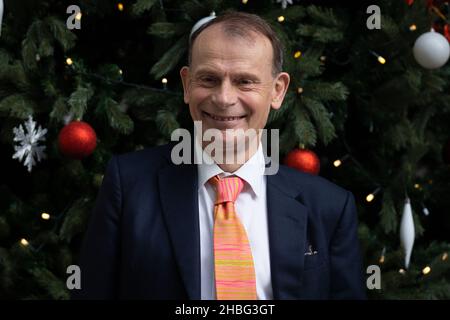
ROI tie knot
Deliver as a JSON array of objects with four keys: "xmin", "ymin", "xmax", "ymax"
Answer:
[{"xmin": 209, "ymin": 175, "xmax": 244, "ymax": 204}]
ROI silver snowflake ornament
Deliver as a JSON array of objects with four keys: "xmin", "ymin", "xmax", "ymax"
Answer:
[
  {"xmin": 12, "ymin": 115, "xmax": 48, "ymax": 172},
  {"xmin": 277, "ymin": 0, "xmax": 293, "ymax": 9}
]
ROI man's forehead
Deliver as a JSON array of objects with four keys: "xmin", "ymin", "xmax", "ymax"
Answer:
[
  {"xmin": 194, "ymin": 23, "xmax": 261, "ymax": 43},
  {"xmin": 191, "ymin": 25, "xmax": 273, "ymax": 69}
]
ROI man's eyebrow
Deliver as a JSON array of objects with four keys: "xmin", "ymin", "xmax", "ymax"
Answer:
[
  {"xmin": 194, "ymin": 69, "xmax": 260, "ymax": 80},
  {"xmin": 194, "ymin": 68, "xmax": 219, "ymax": 76}
]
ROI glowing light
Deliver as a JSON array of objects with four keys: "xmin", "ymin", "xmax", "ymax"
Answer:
[
  {"xmin": 117, "ymin": 3, "xmax": 124, "ymax": 11},
  {"xmin": 75, "ymin": 12, "xmax": 82, "ymax": 20},
  {"xmin": 370, "ymin": 51, "xmax": 386, "ymax": 65},
  {"xmin": 20, "ymin": 238, "xmax": 29, "ymax": 246},
  {"xmin": 242, "ymin": 0, "xmax": 249, "ymax": 3},
  {"xmin": 379, "ymin": 247, "xmax": 386, "ymax": 264},
  {"xmin": 294, "ymin": 51, "xmax": 302, "ymax": 59},
  {"xmin": 422, "ymin": 266, "xmax": 431, "ymax": 275},
  {"xmin": 414, "ymin": 183, "xmax": 420, "ymax": 189},
  {"xmin": 161, "ymin": 78, "xmax": 168, "ymax": 84},
  {"xmin": 366, "ymin": 187, "xmax": 381, "ymax": 203},
  {"xmin": 66, "ymin": 58, "xmax": 73, "ymax": 65},
  {"xmin": 119, "ymin": 69, "xmax": 123, "ymax": 75},
  {"xmin": 377, "ymin": 56, "xmax": 386, "ymax": 64},
  {"xmin": 320, "ymin": 56, "xmax": 326, "ymax": 62},
  {"xmin": 399, "ymin": 268, "xmax": 406, "ymax": 274},
  {"xmin": 277, "ymin": 16, "xmax": 285, "ymax": 23},
  {"xmin": 41, "ymin": 213, "xmax": 50, "ymax": 220},
  {"xmin": 297, "ymin": 87, "xmax": 303, "ymax": 94},
  {"xmin": 442, "ymin": 253, "xmax": 448, "ymax": 261},
  {"xmin": 333, "ymin": 154, "xmax": 350, "ymax": 168},
  {"xmin": 409, "ymin": 24, "xmax": 417, "ymax": 31},
  {"xmin": 333, "ymin": 159, "xmax": 342, "ymax": 167}
]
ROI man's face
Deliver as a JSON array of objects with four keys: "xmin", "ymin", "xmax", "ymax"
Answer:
[{"xmin": 180, "ymin": 25, "xmax": 289, "ymax": 149}]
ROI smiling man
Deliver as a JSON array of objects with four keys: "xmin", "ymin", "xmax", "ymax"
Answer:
[
  {"xmin": 73, "ymin": 12, "xmax": 366, "ymax": 300},
  {"xmin": 180, "ymin": 15, "xmax": 290, "ymax": 172}
]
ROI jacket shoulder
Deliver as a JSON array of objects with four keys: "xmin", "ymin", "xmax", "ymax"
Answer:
[
  {"xmin": 276, "ymin": 164, "xmax": 351, "ymax": 203},
  {"xmin": 110, "ymin": 142, "xmax": 175, "ymax": 178}
]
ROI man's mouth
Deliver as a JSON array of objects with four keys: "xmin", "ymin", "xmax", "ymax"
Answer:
[{"xmin": 202, "ymin": 111, "xmax": 246, "ymax": 122}]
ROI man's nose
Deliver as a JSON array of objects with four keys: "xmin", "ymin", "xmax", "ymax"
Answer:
[{"xmin": 211, "ymin": 79, "xmax": 237, "ymax": 108}]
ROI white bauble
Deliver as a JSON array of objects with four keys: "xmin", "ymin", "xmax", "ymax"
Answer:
[
  {"xmin": 400, "ymin": 198, "xmax": 415, "ymax": 269},
  {"xmin": 413, "ymin": 31, "xmax": 450, "ymax": 69},
  {"xmin": 190, "ymin": 12, "xmax": 216, "ymax": 38},
  {"xmin": 0, "ymin": 0, "xmax": 4, "ymax": 36}
]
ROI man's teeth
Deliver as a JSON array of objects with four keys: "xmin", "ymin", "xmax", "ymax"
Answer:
[{"xmin": 206, "ymin": 112, "xmax": 244, "ymax": 121}]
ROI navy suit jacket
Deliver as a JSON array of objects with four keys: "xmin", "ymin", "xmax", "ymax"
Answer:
[{"xmin": 72, "ymin": 142, "xmax": 366, "ymax": 299}]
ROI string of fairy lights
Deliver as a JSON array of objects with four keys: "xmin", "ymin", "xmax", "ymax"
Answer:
[
  {"xmin": 274, "ymin": 0, "xmax": 450, "ymax": 277},
  {"xmin": 16, "ymin": 0, "xmax": 449, "ymax": 281},
  {"xmin": 19, "ymin": 197, "xmax": 83, "ymax": 253},
  {"xmin": 331, "ymin": 151, "xmax": 450, "ymax": 277},
  {"xmin": 329, "ymin": 3, "xmax": 450, "ymax": 276}
]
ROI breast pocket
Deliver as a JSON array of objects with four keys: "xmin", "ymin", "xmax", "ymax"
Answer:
[{"xmin": 303, "ymin": 251, "xmax": 326, "ymax": 271}]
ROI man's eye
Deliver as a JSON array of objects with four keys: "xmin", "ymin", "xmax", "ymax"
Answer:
[
  {"xmin": 200, "ymin": 77, "xmax": 217, "ymax": 83},
  {"xmin": 238, "ymin": 79, "xmax": 254, "ymax": 85}
]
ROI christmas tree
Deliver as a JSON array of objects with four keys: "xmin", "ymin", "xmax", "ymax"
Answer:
[{"xmin": 0, "ymin": 0, "xmax": 449, "ymax": 299}]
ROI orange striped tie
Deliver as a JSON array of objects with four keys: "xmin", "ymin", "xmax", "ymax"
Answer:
[{"xmin": 209, "ymin": 175, "xmax": 257, "ymax": 300}]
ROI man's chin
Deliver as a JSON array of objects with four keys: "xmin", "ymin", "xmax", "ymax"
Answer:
[{"xmin": 202, "ymin": 129, "xmax": 260, "ymax": 158}]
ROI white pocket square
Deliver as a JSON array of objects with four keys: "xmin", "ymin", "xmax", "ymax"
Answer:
[{"xmin": 304, "ymin": 245, "xmax": 318, "ymax": 256}]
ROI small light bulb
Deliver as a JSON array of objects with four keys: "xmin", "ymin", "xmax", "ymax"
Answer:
[
  {"xmin": 161, "ymin": 78, "xmax": 168, "ymax": 84},
  {"xmin": 366, "ymin": 187, "xmax": 380, "ymax": 202},
  {"xmin": 297, "ymin": 87, "xmax": 303, "ymax": 94},
  {"xmin": 320, "ymin": 56, "xmax": 326, "ymax": 62},
  {"xmin": 333, "ymin": 159, "xmax": 342, "ymax": 167},
  {"xmin": 20, "ymin": 238, "xmax": 29, "ymax": 246},
  {"xmin": 422, "ymin": 266, "xmax": 431, "ymax": 275},
  {"xmin": 66, "ymin": 58, "xmax": 73, "ymax": 65},
  {"xmin": 119, "ymin": 69, "xmax": 123, "ymax": 75},
  {"xmin": 414, "ymin": 183, "xmax": 420, "ymax": 189},
  {"xmin": 399, "ymin": 268, "xmax": 406, "ymax": 274},
  {"xmin": 117, "ymin": 3, "xmax": 124, "ymax": 11},
  {"xmin": 377, "ymin": 56, "xmax": 386, "ymax": 64},
  {"xmin": 442, "ymin": 253, "xmax": 448, "ymax": 261},
  {"xmin": 294, "ymin": 51, "xmax": 302, "ymax": 59},
  {"xmin": 409, "ymin": 24, "xmax": 417, "ymax": 31},
  {"xmin": 277, "ymin": 16, "xmax": 285, "ymax": 23},
  {"xmin": 242, "ymin": 0, "xmax": 248, "ymax": 3},
  {"xmin": 75, "ymin": 12, "xmax": 82, "ymax": 21},
  {"xmin": 41, "ymin": 213, "xmax": 50, "ymax": 220},
  {"xmin": 379, "ymin": 255, "xmax": 385, "ymax": 264}
]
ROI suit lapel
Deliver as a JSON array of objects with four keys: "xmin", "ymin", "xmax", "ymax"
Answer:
[
  {"xmin": 267, "ymin": 170, "xmax": 308, "ymax": 299},
  {"xmin": 158, "ymin": 161, "xmax": 201, "ymax": 300}
]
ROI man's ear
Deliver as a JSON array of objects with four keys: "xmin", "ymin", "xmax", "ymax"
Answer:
[
  {"xmin": 180, "ymin": 66, "xmax": 191, "ymax": 104},
  {"xmin": 271, "ymin": 72, "xmax": 290, "ymax": 110}
]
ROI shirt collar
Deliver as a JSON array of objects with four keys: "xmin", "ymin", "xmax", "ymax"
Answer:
[{"xmin": 196, "ymin": 138, "xmax": 266, "ymax": 197}]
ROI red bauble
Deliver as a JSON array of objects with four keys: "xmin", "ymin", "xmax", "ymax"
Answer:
[
  {"xmin": 444, "ymin": 25, "xmax": 450, "ymax": 42},
  {"xmin": 284, "ymin": 148, "xmax": 320, "ymax": 175},
  {"xmin": 58, "ymin": 121, "xmax": 97, "ymax": 159}
]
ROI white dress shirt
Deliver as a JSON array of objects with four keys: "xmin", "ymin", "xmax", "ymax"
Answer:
[{"xmin": 196, "ymin": 140, "xmax": 273, "ymax": 300}]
